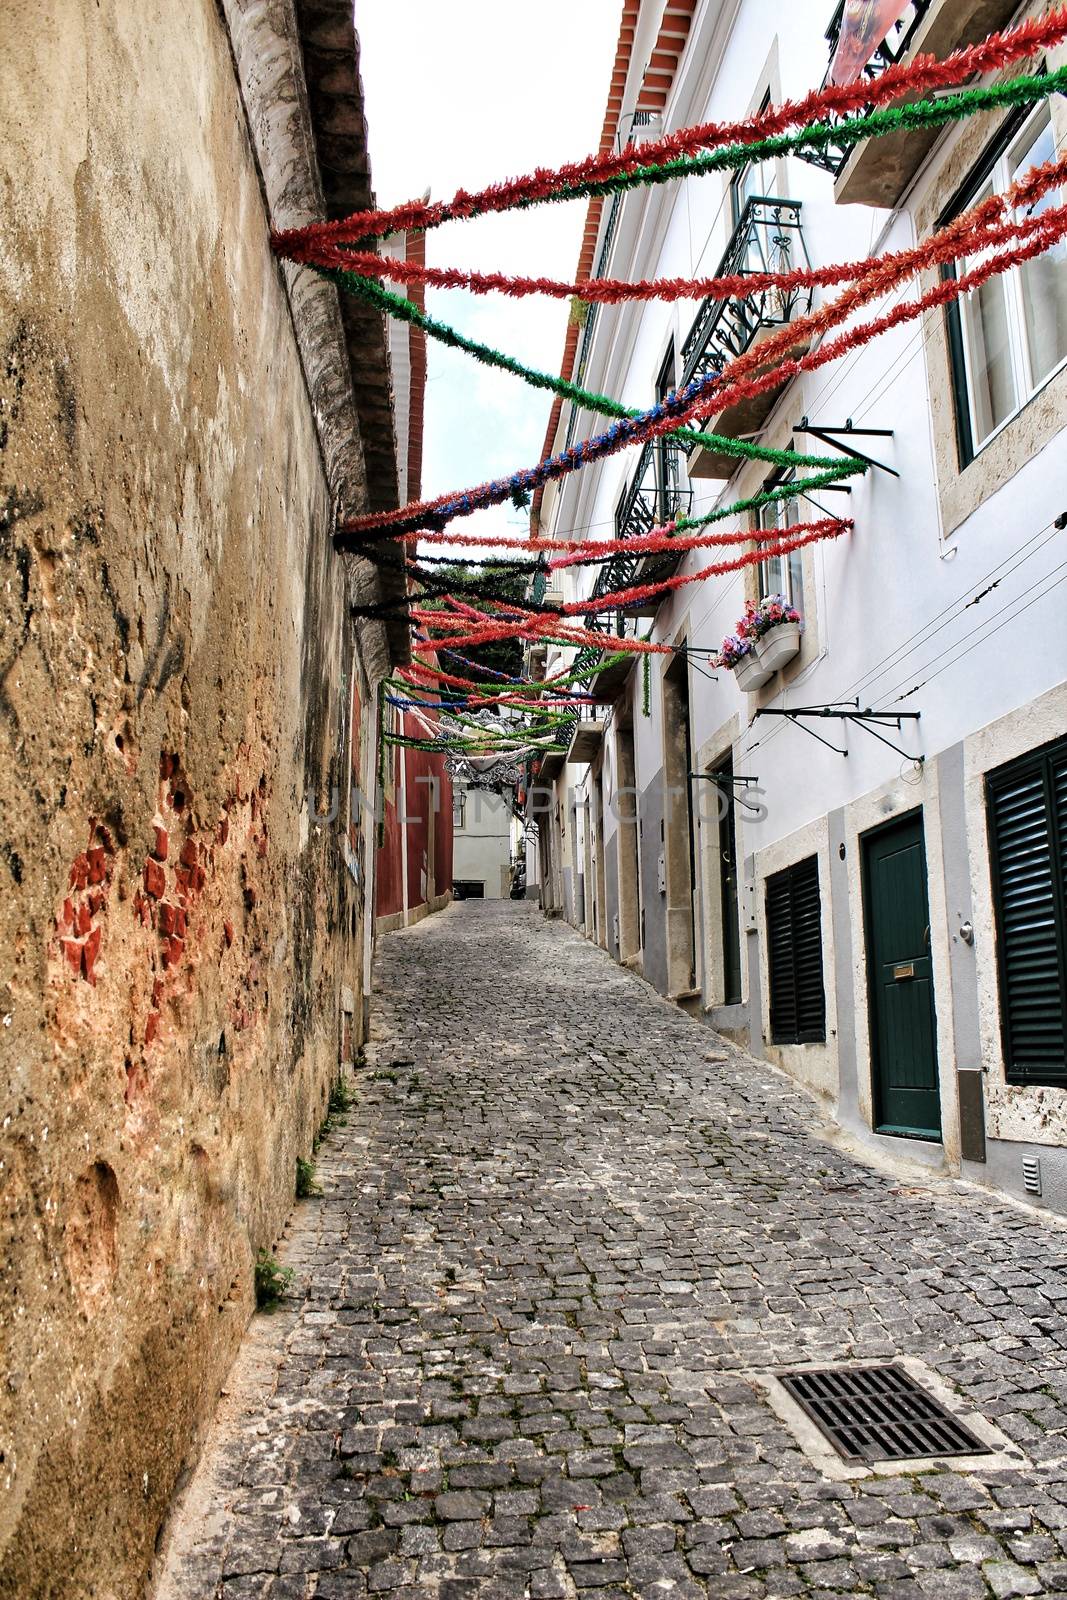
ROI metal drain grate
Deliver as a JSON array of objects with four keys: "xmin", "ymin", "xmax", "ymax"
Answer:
[{"xmin": 779, "ymin": 1364, "xmax": 990, "ymax": 1463}]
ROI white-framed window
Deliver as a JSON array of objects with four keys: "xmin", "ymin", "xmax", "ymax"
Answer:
[
  {"xmin": 945, "ymin": 102, "xmax": 1067, "ymax": 464},
  {"xmin": 452, "ymin": 789, "xmax": 466, "ymax": 831},
  {"xmin": 729, "ymin": 93, "xmax": 774, "ymax": 226},
  {"xmin": 756, "ymin": 481, "xmax": 804, "ymax": 610}
]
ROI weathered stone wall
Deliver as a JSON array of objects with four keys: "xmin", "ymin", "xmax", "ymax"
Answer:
[{"xmin": 0, "ymin": 3, "xmax": 388, "ymax": 1593}]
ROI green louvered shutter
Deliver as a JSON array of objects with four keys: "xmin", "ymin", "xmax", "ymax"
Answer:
[
  {"xmin": 987, "ymin": 736, "xmax": 1067, "ymax": 1084},
  {"xmin": 767, "ymin": 855, "xmax": 826, "ymax": 1045}
]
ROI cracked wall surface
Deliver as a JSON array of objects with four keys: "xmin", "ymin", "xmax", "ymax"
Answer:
[{"xmin": 0, "ymin": 3, "xmax": 388, "ymax": 1594}]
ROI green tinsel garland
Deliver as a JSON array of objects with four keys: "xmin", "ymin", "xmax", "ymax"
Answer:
[
  {"xmin": 326, "ymin": 266, "xmax": 854, "ymax": 477},
  {"xmin": 488, "ymin": 69, "xmax": 1067, "ymax": 214}
]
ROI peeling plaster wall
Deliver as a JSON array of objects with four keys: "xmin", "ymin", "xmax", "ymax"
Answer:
[{"xmin": 0, "ymin": 3, "xmax": 388, "ymax": 1594}]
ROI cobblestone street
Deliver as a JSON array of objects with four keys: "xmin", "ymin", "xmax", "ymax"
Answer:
[{"xmin": 160, "ymin": 901, "xmax": 1067, "ymax": 1600}]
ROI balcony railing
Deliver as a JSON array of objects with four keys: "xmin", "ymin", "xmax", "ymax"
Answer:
[
  {"xmin": 679, "ymin": 196, "xmax": 812, "ymax": 412},
  {"xmin": 801, "ymin": 0, "xmax": 934, "ymax": 174},
  {"xmin": 617, "ymin": 436, "xmax": 692, "ymax": 540},
  {"xmin": 563, "ymin": 436, "xmax": 693, "ymax": 691}
]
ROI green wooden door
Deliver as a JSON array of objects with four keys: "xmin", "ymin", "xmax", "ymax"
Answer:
[{"xmin": 863, "ymin": 812, "xmax": 941, "ymax": 1139}]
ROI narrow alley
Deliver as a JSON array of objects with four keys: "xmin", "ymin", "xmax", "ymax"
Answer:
[{"xmin": 160, "ymin": 902, "xmax": 1067, "ymax": 1600}]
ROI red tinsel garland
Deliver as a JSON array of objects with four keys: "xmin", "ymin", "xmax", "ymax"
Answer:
[
  {"xmin": 274, "ymin": 8, "xmax": 1067, "ymax": 251},
  {"xmin": 336, "ymin": 164, "xmax": 1067, "ymax": 544},
  {"xmin": 409, "ymin": 607, "xmax": 677, "ymax": 656},
  {"xmin": 558, "ymin": 520, "xmax": 849, "ymax": 615},
  {"xmin": 407, "ymin": 520, "xmax": 848, "ymax": 651},
  {"xmin": 285, "ymin": 156, "xmax": 1059, "ymax": 302}
]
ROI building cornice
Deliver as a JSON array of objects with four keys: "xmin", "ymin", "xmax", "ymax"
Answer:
[{"xmin": 220, "ymin": 0, "xmax": 408, "ymax": 671}]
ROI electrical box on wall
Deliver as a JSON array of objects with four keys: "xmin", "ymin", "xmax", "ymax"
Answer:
[
  {"xmin": 612, "ymin": 913, "xmax": 619, "ymax": 948},
  {"xmin": 657, "ymin": 850, "xmax": 666, "ymax": 894},
  {"xmin": 742, "ymin": 880, "xmax": 758, "ymax": 930}
]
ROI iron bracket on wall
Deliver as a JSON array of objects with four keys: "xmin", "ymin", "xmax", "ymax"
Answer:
[
  {"xmin": 689, "ymin": 770, "xmax": 764, "ymax": 813},
  {"xmin": 673, "ymin": 642, "xmax": 719, "ymax": 684},
  {"xmin": 753, "ymin": 700, "xmax": 923, "ymax": 761},
  {"xmin": 793, "ymin": 417, "xmax": 899, "ymax": 478}
]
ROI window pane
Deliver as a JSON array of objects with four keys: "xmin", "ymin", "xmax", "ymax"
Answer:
[
  {"xmin": 757, "ymin": 491, "xmax": 800, "ymax": 601},
  {"xmin": 960, "ymin": 274, "xmax": 1018, "ymax": 444},
  {"xmin": 1011, "ymin": 111, "xmax": 1067, "ymax": 385},
  {"xmin": 787, "ymin": 548, "xmax": 804, "ymax": 613}
]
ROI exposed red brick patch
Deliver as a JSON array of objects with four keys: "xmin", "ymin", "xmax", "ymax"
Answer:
[
  {"xmin": 143, "ymin": 859, "xmax": 165, "ymax": 900},
  {"xmin": 82, "ymin": 926, "xmax": 102, "ymax": 984},
  {"xmin": 55, "ymin": 822, "xmax": 116, "ymax": 985},
  {"xmin": 61, "ymin": 938, "xmax": 84, "ymax": 976}
]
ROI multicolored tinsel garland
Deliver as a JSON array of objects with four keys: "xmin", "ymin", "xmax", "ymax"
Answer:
[
  {"xmin": 560, "ymin": 519, "xmax": 850, "ymax": 617},
  {"xmin": 312, "ymin": 24, "xmax": 1067, "ymax": 769},
  {"xmin": 294, "ymin": 73, "xmax": 1067, "ymax": 289},
  {"xmin": 324, "ymin": 265, "xmax": 857, "ymax": 477},
  {"xmin": 408, "ymin": 606, "xmax": 679, "ymax": 656},
  {"xmin": 353, "ymin": 463, "xmax": 858, "ymax": 623},
  {"xmin": 272, "ymin": 10, "xmax": 1067, "ymax": 251},
  {"xmin": 335, "ymin": 168, "xmax": 1067, "ymax": 546}
]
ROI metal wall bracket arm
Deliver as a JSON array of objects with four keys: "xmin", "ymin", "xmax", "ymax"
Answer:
[
  {"xmin": 794, "ymin": 416, "xmax": 899, "ymax": 478},
  {"xmin": 753, "ymin": 701, "xmax": 923, "ymax": 762}
]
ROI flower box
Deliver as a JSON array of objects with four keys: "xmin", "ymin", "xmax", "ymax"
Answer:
[
  {"xmin": 733, "ymin": 652, "xmax": 773, "ymax": 691},
  {"xmin": 755, "ymin": 619, "xmax": 801, "ymax": 673}
]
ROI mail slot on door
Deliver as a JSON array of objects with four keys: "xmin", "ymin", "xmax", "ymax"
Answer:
[{"xmin": 893, "ymin": 962, "xmax": 916, "ymax": 980}]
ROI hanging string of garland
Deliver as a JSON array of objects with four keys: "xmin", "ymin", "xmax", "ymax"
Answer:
[
  {"xmin": 404, "ymin": 662, "xmax": 599, "ymax": 707},
  {"xmin": 408, "ymin": 606, "xmax": 679, "ymax": 656},
  {"xmin": 317, "ymin": 140, "xmax": 1066, "ymax": 512},
  {"xmin": 409, "ymin": 647, "xmax": 643, "ymax": 697},
  {"xmin": 509, "ymin": 69, "xmax": 1067, "ymax": 212},
  {"xmin": 391, "ymin": 668, "xmax": 598, "ymax": 713},
  {"xmin": 558, "ymin": 519, "xmax": 850, "ymax": 618},
  {"xmin": 336, "ymin": 174, "xmax": 1067, "ymax": 546},
  {"xmin": 322, "ymin": 265, "xmax": 855, "ymax": 476},
  {"xmin": 336, "ymin": 38, "xmax": 1067, "ymax": 768},
  {"xmin": 272, "ymin": 11, "xmax": 1067, "ymax": 250},
  {"xmin": 346, "ymin": 465, "xmax": 855, "ymax": 621}
]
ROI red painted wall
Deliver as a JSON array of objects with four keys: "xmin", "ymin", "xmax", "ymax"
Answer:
[{"xmin": 375, "ymin": 704, "xmax": 453, "ymax": 921}]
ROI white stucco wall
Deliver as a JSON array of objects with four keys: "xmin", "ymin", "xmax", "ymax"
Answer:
[
  {"xmin": 452, "ymin": 785, "xmax": 513, "ymax": 899},
  {"xmin": 540, "ymin": 0, "xmax": 1067, "ymax": 1176}
]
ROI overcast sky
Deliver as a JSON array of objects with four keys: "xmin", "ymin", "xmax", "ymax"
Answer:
[{"xmin": 357, "ymin": 0, "xmax": 624, "ymax": 554}]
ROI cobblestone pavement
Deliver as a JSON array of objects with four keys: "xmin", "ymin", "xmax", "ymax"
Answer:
[{"xmin": 159, "ymin": 901, "xmax": 1067, "ymax": 1600}]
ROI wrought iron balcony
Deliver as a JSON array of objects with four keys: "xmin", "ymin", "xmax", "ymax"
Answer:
[
  {"xmin": 617, "ymin": 436, "xmax": 693, "ymax": 540},
  {"xmin": 681, "ymin": 198, "xmax": 811, "ymax": 391},
  {"xmin": 679, "ymin": 198, "xmax": 812, "ymax": 476},
  {"xmin": 800, "ymin": 0, "xmax": 932, "ymax": 175},
  {"xmin": 808, "ymin": 0, "xmax": 1021, "ymax": 204}
]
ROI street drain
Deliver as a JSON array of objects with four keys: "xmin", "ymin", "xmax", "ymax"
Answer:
[{"xmin": 777, "ymin": 1364, "xmax": 991, "ymax": 1464}]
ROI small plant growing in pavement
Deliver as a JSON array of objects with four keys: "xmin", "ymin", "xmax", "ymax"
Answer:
[
  {"xmin": 328, "ymin": 1076, "xmax": 355, "ymax": 1117},
  {"xmin": 295, "ymin": 1157, "xmax": 319, "ymax": 1198},
  {"xmin": 254, "ymin": 1250, "xmax": 293, "ymax": 1311}
]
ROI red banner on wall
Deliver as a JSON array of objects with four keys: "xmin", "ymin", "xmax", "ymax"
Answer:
[{"xmin": 829, "ymin": 0, "xmax": 911, "ymax": 85}]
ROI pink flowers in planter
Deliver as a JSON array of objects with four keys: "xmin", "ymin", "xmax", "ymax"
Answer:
[
  {"xmin": 716, "ymin": 595, "xmax": 804, "ymax": 685},
  {"xmin": 746, "ymin": 594, "xmax": 802, "ymax": 640},
  {"xmin": 718, "ymin": 633, "xmax": 756, "ymax": 668}
]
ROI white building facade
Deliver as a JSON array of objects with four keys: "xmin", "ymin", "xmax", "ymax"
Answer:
[
  {"xmin": 529, "ymin": 0, "xmax": 1067, "ymax": 1211},
  {"xmin": 453, "ymin": 783, "xmax": 516, "ymax": 899}
]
